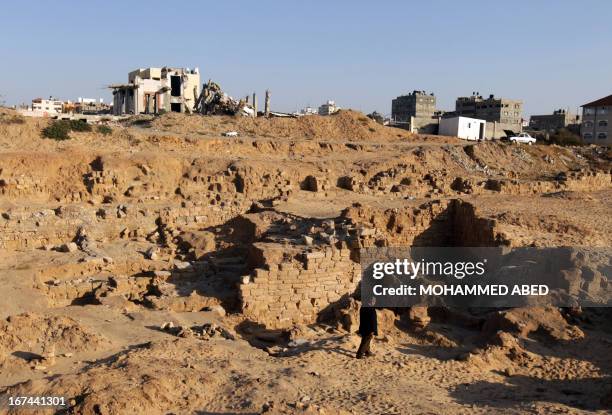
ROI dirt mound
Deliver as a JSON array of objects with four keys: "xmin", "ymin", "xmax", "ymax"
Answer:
[
  {"xmin": 0, "ymin": 312, "xmax": 110, "ymax": 368},
  {"xmin": 150, "ymin": 110, "xmax": 422, "ymax": 142},
  {"xmin": 482, "ymin": 307, "xmax": 584, "ymax": 342},
  {"xmin": 2, "ymin": 337, "xmax": 354, "ymax": 414},
  {"xmin": 0, "ymin": 110, "xmax": 50, "ymax": 150},
  {"xmin": 3, "ymin": 339, "xmax": 263, "ymax": 414},
  {"xmin": 2, "ymin": 340, "xmax": 218, "ymax": 414}
]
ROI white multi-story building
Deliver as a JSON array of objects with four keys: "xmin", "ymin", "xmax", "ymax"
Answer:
[
  {"xmin": 318, "ymin": 100, "xmax": 340, "ymax": 116},
  {"xmin": 31, "ymin": 97, "xmax": 63, "ymax": 114},
  {"xmin": 110, "ymin": 67, "xmax": 200, "ymax": 115}
]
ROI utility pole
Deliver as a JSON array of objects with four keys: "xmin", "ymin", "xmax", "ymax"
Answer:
[{"xmin": 252, "ymin": 93, "xmax": 257, "ymax": 117}]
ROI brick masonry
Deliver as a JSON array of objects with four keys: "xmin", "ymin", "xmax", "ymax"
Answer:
[{"xmin": 239, "ymin": 246, "xmax": 360, "ymax": 328}]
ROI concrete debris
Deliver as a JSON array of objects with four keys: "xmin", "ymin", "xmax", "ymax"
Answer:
[
  {"xmin": 195, "ymin": 80, "xmax": 255, "ymax": 117},
  {"xmin": 222, "ymin": 131, "xmax": 239, "ymax": 137},
  {"xmin": 268, "ymin": 111, "xmax": 298, "ymax": 118}
]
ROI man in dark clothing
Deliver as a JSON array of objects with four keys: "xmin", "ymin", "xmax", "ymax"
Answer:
[{"xmin": 356, "ymin": 301, "xmax": 378, "ymax": 359}]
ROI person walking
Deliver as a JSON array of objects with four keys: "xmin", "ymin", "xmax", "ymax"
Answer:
[{"xmin": 356, "ymin": 298, "xmax": 377, "ymax": 359}]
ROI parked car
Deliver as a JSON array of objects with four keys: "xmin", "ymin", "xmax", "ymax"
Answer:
[{"xmin": 509, "ymin": 132, "xmax": 536, "ymax": 145}]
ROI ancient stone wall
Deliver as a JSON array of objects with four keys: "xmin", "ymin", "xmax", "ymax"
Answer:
[
  {"xmin": 342, "ymin": 200, "xmax": 454, "ymax": 247},
  {"xmin": 451, "ymin": 200, "xmax": 504, "ymax": 247},
  {"xmin": 0, "ymin": 200, "xmax": 254, "ymax": 251},
  {"xmin": 237, "ymin": 198, "xmax": 517, "ymax": 328},
  {"xmin": 240, "ymin": 246, "xmax": 359, "ymax": 328}
]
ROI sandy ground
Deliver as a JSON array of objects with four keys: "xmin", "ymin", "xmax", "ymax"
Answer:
[{"xmin": 0, "ymin": 109, "xmax": 610, "ymax": 414}]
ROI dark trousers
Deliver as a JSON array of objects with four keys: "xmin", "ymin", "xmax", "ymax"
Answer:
[{"xmin": 356, "ymin": 333, "xmax": 374, "ymax": 358}]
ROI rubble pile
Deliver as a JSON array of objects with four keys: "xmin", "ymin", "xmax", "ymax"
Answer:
[
  {"xmin": 195, "ymin": 80, "xmax": 255, "ymax": 117},
  {"xmin": 0, "ymin": 313, "xmax": 110, "ymax": 372},
  {"xmin": 161, "ymin": 321, "xmax": 235, "ymax": 340},
  {"xmin": 149, "ymin": 108, "xmax": 416, "ymax": 141}
]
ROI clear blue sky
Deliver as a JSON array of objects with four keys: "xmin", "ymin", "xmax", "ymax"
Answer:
[{"xmin": 1, "ymin": 0, "xmax": 611, "ymax": 117}]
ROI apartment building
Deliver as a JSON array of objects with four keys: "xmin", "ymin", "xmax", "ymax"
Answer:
[
  {"xmin": 391, "ymin": 90, "xmax": 436, "ymax": 121},
  {"xmin": 529, "ymin": 109, "xmax": 580, "ymax": 132},
  {"xmin": 31, "ymin": 97, "xmax": 63, "ymax": 114},
  {"xmin": 581, "ymin": 94, "xmax": 612, "ymax": 146},
  {"xmin": 391, "ymin": 90, "xmax": 439, "ymax": 134}
]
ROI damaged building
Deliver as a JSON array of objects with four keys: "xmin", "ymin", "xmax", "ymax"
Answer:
[{"xmin": 110, "ymin": 67, "xmax": 200, "ymax": 115}]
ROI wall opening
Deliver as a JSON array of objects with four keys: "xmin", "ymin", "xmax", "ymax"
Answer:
[
  {"xmin": 170, "ymin": 103, "xmax": 181, "ymax": 113},
  {"xmin": 170, "ymin": 76, "xmax": 181, "ymax": 97}
]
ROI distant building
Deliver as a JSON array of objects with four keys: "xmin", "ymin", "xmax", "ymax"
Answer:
[
  {"xmin": 71, "ymin": 98, "xmax": 110, "ymax": 115},
  {"xmin": 79, "ymin": 97, "xmax": 98, "ymax": 104},
  {"xmin": 391, "ymin": 90, "xmax": 436, "ymax": 121},
  {"xmin": 110, "ymin": 67, "xmax": 200, "ymax": 115},
  {"xmin": 529, "ymin": 109, "xmax": 580, "ymax": 132},
  {"xmin": 455, "ymin": 92, "xmax": 523, "ymax": 139},
  {"xmin": 318, "ymin": 100, "xmax": 340, "ymax": 116},
  {"xmin": 439, "ymin": 116, "xmax": 486, "ymax": 141},
  {"xmin": 391, "ymin": 90, "xmax": 439, "ymax": 134},
  {"xmin": 298, "ymin": 106, "xmax": 318, "ymax": 116},
  {"xmin": 31, "ymin": 97, "xmax": 63, "ymax": 115},
  {"xmin": 581, "ymin": 94, "xmax": 612, "ymax": 145}
]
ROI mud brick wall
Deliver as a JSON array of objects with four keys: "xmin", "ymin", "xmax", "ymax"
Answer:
[
  {"xmin": 0, "ymin": 199, "xmax": 253, "ymax": 251},
  {"xmin": 564, "ymin": 171, "xmax": 611, "ymax": 192},
  {"xmin": 450, "ymin": 200, "xmax": 501, "ymax": 247},
  {"xmin": 343, "ymin": 200, "xmax": 455, "ymax": 247},
  {"xmin": 0, "ymin": 175, "xmax": 45, "ymax": 197},
  {"xmin": 0, "ymin": 207, "xmax": 98, "ymax": 250},
  {"xmin": 159, "ymin": 202, "xmax": 249, "ymax": 228},
  {"xmin": 239, "ymin": 247, "xmax": 360, "ymax": 328}
]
